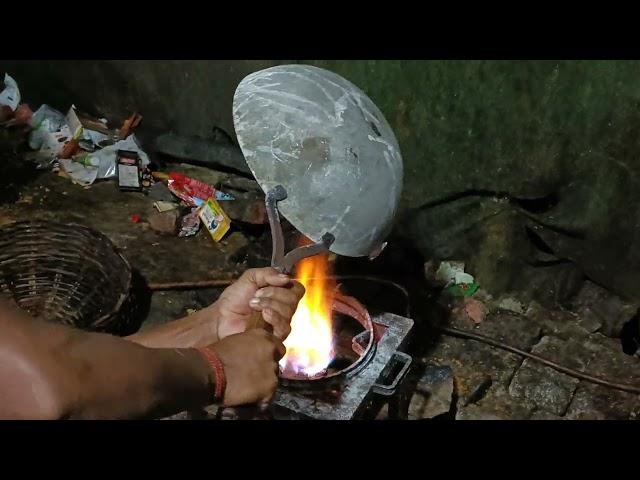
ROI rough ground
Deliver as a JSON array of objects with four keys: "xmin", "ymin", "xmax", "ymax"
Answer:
[
  {"xmin": 404, "ymin": 292, "xmax": 640, "ymax": 420},
  {"xmin": 2, "ymin": 152, "xmax": 639, "ymax": 420},
  {"xmin": 0, "ymin": 160, "xmax": 273, "ymax": 331}
]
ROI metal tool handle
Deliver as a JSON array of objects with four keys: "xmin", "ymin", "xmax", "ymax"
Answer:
[{"xmin": 372, "ymin": 351, "xmax": 412, "ymax": 397}]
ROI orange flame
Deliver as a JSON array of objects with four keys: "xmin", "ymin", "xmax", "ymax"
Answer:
[{"xmin": 280, "ymin": 241, "xmax": 335, "ymax": 377}]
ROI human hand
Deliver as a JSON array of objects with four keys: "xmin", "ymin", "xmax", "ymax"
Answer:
[
  {"xmin": 215, "ymin": 267, "xmax": 305, "ymax": 341},
  {"xmin": 126, "ymin": 268, "xmax": 304, "ymax": 350},
  {"xmin": 207, "ymin": 329, "xmax": 286, "ymax": 406}
]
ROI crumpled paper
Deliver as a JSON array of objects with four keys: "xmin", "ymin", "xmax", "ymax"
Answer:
[{"xmin": 65, "ymin": 104, "xmax": 111, "ymax": 148}]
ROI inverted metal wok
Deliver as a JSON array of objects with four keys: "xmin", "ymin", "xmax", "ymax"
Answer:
[{"xmin": 232, "ymin": 64, "xmax": 403, "ymax": 258}]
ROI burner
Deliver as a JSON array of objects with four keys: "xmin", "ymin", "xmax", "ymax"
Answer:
[
  {"xmin": 278, "ymin": 292, "xmax": 376, "ymax": 389},
  {"xmin": 271, "ymin": 311, "xmax": 413, "ymax": 420},
  {"xmin": 166, "ymin": 310, "xmax": 413, "ymax": 421}
]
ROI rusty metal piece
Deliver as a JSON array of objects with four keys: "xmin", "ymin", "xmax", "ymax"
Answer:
[
  {"xmin": 264, "ymin": 185, "xmax": 334, "ymax": 275},
  {"xmin": 265, "ymin": 185, "xmax": 287, "ymax": 268},
  {"xmin": 279, "ymin": 233, "xmax": 335, "ymax": 274}
]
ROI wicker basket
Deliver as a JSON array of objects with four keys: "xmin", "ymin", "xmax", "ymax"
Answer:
[{"xmin": 0, "ymin": 220, "xmax": 133, "ymax": 334}]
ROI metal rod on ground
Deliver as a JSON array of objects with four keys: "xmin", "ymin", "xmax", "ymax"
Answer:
[
  {"xmin": 148, "ymin": 275, "xmax": 640, "ymax": 396},
  {"xmin": 148, "ymin": 279, "xmax": 235, "ymax": 291},
  {"xmin": 147, "ymin": 275, "xmax": 410, "ymax": 296},
  {"xmin": 438, "ymin": 325, "xmax": 640, "ymax": 395}
]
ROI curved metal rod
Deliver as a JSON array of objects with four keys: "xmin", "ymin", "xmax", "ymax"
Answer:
[
  {"xmin": 265, "ymin": 185, "xmax": 287, "ymax": 268},
  {"xmin": 279, "ymin": 233, "xmax": 335, "ymax": 274},
  {"xmin": 265, "ymin": 185, "xmax": 335, "ymax": 275}
]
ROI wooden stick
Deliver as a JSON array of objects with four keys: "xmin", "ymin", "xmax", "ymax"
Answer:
[{"xmin": 245, "ymin": 310, "xmax": 268, "ymax": 331}]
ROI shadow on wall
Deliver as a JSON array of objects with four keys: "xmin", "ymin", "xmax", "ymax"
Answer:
[{"xmin": 0, "ymin": 60, "xmax": 296, "ymax": 141}]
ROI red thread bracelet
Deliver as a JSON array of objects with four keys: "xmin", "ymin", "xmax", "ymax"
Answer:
[{"xmin": 197, "ymin": 347, "xmax": 226, "ymax": 403}]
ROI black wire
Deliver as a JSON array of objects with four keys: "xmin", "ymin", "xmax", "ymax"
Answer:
[
  {"xmin": 440, "ymin": 325, "xmax": 640, "ymax": 395},
  {"xmin": 339, "ymin": 275, "xmax": 640, "ymax": 395}
]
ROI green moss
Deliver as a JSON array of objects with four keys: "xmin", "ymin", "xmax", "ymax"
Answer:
[
  {"xmin": 304, "ymin": 60, "xmax": 640, "ymax": 299},
  {"xmin": 305, "ymin": 60, "xmax": 640, "ymax": 208}
]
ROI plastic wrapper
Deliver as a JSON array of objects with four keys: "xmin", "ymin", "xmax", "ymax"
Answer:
[
  {"xmin": 65, "ymin": 105, "xmax": 112, "ymax": 152},
  {"xmin": 0, "ymin": 74, "xmax": 20, "ymax": 111},
  {"xmin": 84, "ymin": 129, "xmax": 110, "ymax": 147},
  {"xmin": 435, "ymin": 260, "xmax": 479, "ymax": 297},
  {"xmin": 59, "ymin": 150, "xmax": 115, "ymax": 186},
  {"xmin": 28, "ymin": 105, "xmax": 70, "ymax": 156},
  {"xmin": 58, "ymin": 134, "xmax": 150, "ymax": 186},
  {"xmin": 435, "ymin": 261, "xmax": 474, "ymax": 287},
  {"xmin": 167, "ymin": 172, "xmax": 234, "ymax": 206},
  {"xmin": 59, "ymin": 158, "xmax": 99, "ymax": 186},
  {"xmin": 199, "ymin": 197, "xmax": 231, "ymax": 242}
]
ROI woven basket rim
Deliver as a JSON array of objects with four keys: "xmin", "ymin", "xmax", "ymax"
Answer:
[{"xmin": 0, "ymin": 220, "xmax": 133, "ymax": 329}]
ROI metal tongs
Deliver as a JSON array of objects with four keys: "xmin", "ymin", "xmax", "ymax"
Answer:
[
  {"xmin": 244, "ymin": 185, "xmax": 334, "ymax": 330},
  {"xmin": 212, "ymin": 186, "xmax": 334, "ymax": 419},
  {"xmin": 264, "ymin": 185, "xmax": 335, "ymax": 275}
]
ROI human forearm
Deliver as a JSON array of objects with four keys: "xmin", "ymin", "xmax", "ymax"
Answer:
[
  {"xmin": 57, "ymin": 332, "xmax": 213, "ymax": 419},
  {"xmin": 126, "ymin": 303, "xmax": 221, "ymax": 349},
  {"xmin": 128, "ymin": 268, "xmax": 305, "ymax": 350},
  {"xmin": 0, "ymin": 304, "xmax": 214, "ymax": 419}
]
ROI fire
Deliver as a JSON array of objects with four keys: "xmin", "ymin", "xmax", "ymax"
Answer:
[{"xmin": 280, "ymin": 243, "xmax": 335, "ymax": 377}]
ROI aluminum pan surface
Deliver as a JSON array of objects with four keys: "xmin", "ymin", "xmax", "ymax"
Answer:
[{"xmin": 233, "ymin": 64, "xmax": 403, "ymax": 257}]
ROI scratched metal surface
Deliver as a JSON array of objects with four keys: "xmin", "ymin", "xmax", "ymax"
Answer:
[
  {"xmin": 232, "ymin": 64, "xmax": 403, "ymax": 258},
  {"xmin": 271, "ymin": 312, "xmax": 414, "ymax": 420}
]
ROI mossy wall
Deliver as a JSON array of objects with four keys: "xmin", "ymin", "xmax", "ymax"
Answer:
[
  {"xmin": 306, "ymin": 60, "xmax": 640, "ymax": 302},
  {"xmin": 2, "ymin": 60, "xmax": 639, "ymax": 302}
]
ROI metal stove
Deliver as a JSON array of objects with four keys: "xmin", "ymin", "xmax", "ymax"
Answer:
[
  {"xmin": 272, "ymin": 312, "xmax": 413, "ymax": 420},
  {"xmin": 166, "ymin": 311, "xmax": 413, "ymax": 421}
]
